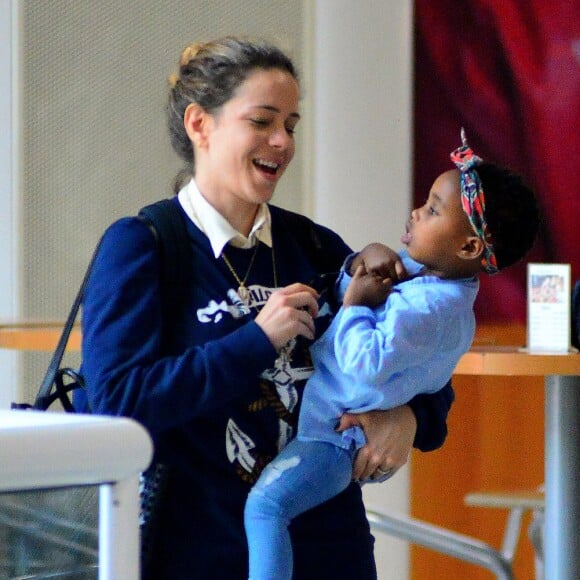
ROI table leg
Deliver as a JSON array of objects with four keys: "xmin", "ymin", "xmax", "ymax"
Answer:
[{"xmin": 545, "ymin": 374, "xmax": 580, "ymax": 579}]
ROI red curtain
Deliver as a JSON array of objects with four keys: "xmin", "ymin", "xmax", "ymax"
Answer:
[{"xmin": 414, "ymin": 0, "xmax": 579, "ymax": 323}]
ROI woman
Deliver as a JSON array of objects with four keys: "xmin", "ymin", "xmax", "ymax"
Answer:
[{"xmin": 78, "ymin": 36, "xmax": 454, "ymax": 579}]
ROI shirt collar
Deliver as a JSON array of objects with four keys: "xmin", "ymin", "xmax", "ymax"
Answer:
[{"xmin": 177, "ymin": 178, "xmax": 273, "ymax": 258}]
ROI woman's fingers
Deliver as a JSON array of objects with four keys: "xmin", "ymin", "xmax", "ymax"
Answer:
[
  {"xmin": 277, "ymin": 285, "xmax": 320, "ymax": 318},
  {"xmin": 272, "ymin": 283, "xmax": 319, "ymax": 315},
  {"xmin": 337, "ymin": 408, "xmax": 417, "ymax": 481},
  {"xmin": 255, "ymin": 284, "xmax": 320, "ymax": 349}
]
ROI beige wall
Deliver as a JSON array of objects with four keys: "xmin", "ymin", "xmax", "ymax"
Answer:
[{"xmin": 11, "ymin": 0, "xmax": 304, "ymax": 405}]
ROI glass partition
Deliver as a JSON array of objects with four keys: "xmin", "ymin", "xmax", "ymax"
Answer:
[{"xmin": 0, "ymin": 486, "xmax": 98, "ymax": 579}]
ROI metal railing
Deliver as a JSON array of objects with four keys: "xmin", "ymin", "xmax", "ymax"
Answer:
[{"xmin": 366, "ymin": 507, "xmax": 514, "ymax": 580}]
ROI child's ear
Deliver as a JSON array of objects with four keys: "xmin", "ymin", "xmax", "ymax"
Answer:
[
  {"xmin": 184, "ymin": 103, "xmax": 211, "ymax": 149},
  {"xmin": 458, "ymin": 236, "xmax": 484, "ymax": 260}
]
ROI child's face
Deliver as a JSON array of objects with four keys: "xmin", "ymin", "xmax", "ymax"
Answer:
[{"xmin": 402, "ymin": 169, "xmax": 476, "ymax": 276}]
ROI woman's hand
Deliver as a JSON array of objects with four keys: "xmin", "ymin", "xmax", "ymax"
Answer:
[
  {"xmin": 343, "ymin": 265, "xmax": 393, "ymax": 308},
  {"xmin": 255, "ymin": 283, "xmax": 319, "ymax": 351},
  {"xmin": 350, "ymin": 243, "xmax": 407, "ymax": 283},
  {"xmin": 336, "ymin": 406, "xmax": 417, "ymax": 481}
]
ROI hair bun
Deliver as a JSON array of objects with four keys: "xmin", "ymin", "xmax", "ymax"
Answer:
[
  {"xmin": 167, "ymin": 73, "xmax": 179, "ymax": 89},
  {"xmin": 179, "ymin": 42, "xmax": 204, "ymax": 67}
]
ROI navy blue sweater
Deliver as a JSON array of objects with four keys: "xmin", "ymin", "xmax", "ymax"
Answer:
[{"xmin": 76, "ymin": 199, "xmax": 454, "ymax": 579}]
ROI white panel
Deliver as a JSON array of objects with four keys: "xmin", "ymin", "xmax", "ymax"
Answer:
[
  {"xmin": 0, "ymin": 0, "xmax": 21, "ymax": 409},
  {"xmin": 309, "ymin": 1, "xmax": 414, "ymax": 579},
  {"xmin": 312, "ymin": 0, "xmax": 413, "ymax": 251}
]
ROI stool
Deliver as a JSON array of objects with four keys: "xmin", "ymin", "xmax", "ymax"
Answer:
[{"xmin": 464, "ymin": 489, "xmax": 544, "ymax": 578}]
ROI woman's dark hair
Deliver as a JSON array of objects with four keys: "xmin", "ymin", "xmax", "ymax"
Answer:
[
  {"xmin": 478, "ymin": 163, "xmax": 540, "ymax": 270},
  {"xmin": 167, "ymin": 36, "xmax": 298, "ymax": 193}
]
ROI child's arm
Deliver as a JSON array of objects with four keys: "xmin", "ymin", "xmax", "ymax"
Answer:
[
  {"xmin": 334, "ymin": 291, "xmax": 444, "ymax": 385},
  {"xmin": 349, "ymin": 242, "xmax": 407, "ymax": 283},
  {"xmin": 336, "ymin": 243, "xmax": 405, "ymax": 307},
  {"xmin": 343, "ymin": 265, "xmax": 393, "ymax": 308}
]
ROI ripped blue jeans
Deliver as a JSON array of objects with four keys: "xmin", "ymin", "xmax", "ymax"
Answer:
[{"xmin": 244, "ymin": 438, "xmax": 355, "ymax": 580}]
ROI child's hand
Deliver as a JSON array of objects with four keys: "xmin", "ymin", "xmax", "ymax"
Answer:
[
  {"xmin": 343, "ymin": 265, "xmax": 393, "ymax": 308},
  {"xmin": 350, "ymin": 243, "xmax": 407, "ymax": 283}
]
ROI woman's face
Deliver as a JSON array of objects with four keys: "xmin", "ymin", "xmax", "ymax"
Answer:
[{"xmin": 194, "ymin": 68, "xmax": 300, "ymax": 212}]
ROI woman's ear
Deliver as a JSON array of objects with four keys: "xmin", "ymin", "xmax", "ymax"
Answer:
[
  {"xmin": 458, "ymin": 236, "xmax": 484, "ymax": 261},
  {"xmin": 184, "ymin": 103, "xmax": 211, "ymax": 149}
]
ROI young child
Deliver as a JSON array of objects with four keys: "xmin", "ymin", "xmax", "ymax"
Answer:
[{"xmin": 243, "ymin": 129, "xmax": 540, "ymax": 580}]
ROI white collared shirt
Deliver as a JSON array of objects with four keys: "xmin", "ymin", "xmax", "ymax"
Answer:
[{"xmin": 177, "ymin": 178, "xmax": 272, "ymax": 258}]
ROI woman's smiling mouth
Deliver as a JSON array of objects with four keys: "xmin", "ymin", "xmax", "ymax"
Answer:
[{"xmin": 253, "ymin": 158, "xmax": 281, "ymax": 175}]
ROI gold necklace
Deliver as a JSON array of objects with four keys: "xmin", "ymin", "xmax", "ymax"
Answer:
[{"xmin": 221, "ymin": 243, "xmax": 278, "ymax": 306}]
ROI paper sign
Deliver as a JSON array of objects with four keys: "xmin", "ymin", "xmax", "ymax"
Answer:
[{"xmin": 527, "ymin": 263, "xmax": 571, "ymax": 352}]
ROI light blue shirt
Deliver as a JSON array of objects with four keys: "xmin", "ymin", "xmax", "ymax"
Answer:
[{"xmin": 297, "ymin": 249, "xmax": 479, "ymax": 449}]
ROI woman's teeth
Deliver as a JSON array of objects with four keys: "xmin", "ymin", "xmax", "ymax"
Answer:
[{"xmin": 254, "ymin": 159, "xmax": 279, "ymax": 174}]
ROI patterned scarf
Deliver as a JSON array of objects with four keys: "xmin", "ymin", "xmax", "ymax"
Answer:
[{"xmin": 450, "ymin": 128, "xmax": 498, "ymax": 274}]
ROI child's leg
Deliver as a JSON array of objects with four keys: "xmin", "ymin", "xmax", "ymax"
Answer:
[{"xmin": 244, "ymin": 439, "xmax": 353, "ymax": 580}]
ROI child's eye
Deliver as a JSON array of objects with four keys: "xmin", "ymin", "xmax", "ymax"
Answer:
[
  {"xmin": 428, "ymin": 206, "xmax": 437, "ymax": 215},
  {"xmin": 285, "ymin": 126, "xmax": 296, "ymax": 135}
]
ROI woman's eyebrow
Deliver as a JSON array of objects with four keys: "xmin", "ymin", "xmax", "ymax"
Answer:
[{"xmin": 252, "ymin": 105, "xmax": 301, "ymax": 120}]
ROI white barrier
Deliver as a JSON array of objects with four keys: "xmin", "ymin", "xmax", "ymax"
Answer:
[{"xmin": 0, "ymin": 410, "xmax": 153, "ymax": 579}]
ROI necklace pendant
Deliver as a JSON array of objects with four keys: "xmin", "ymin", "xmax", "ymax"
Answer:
[{"xmin": 238, "ymin": 284, "xmax": 250, "ymax": 304}]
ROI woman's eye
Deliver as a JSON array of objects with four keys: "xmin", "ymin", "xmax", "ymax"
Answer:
[
  {"xmin": 250, "ymin": 118, "xmax": 269, "ymax": 127},
  {"xmin": 285, "ymin": 126, "xmax": 296, "ymax": 135},
  {"xmin": 428, "ymin": 206, "xmax": 437, "ymax": 215}
]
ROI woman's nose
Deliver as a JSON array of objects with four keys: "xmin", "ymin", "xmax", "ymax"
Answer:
[{"xmin": 269, "ymin": 126, "xmax": 292, "ymax": 149}]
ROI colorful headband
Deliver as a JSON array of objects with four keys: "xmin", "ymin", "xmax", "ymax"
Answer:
[{"xmin": 450, "ymin": 128, "xmax": 498, "ymax": 274}]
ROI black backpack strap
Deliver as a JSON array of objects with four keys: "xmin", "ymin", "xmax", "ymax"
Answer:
[
  {"xmin": 21, "ymin": 199, "xmax": 191, "ymax": 412},
  {"xmin": 275, "ymin": 209, "xmax": 333, "ymax": 271},
  {"xmin": 138, "ymin": 198, "xmax": 192, "ymax": 343},
  {"xmin": 277, "ymin": 205, "xmax": 351, "ymax": 272},
  {"xmin": 272, "ymin": 207, "xmax": 351, "ymax": 313},
  {"xmin": 282, "ymin": 211, "xmax": 325, "ymax": 261},
  {"xmin": 29, "ymin": 236, "xmax": 105, "ymax": 411}
]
